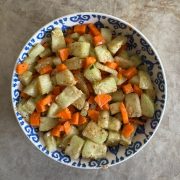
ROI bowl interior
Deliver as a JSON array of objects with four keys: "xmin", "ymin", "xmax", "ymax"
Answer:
[{"xmin": 11, "ymin": 12, "xmax": 166, "ymax": 169}]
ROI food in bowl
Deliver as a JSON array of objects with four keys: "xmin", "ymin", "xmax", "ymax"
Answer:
[{"xmin": 16, "ymin": 23, "xmax": 155, "ymax": 160}]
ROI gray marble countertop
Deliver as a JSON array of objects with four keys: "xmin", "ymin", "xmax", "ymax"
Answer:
[{"xmin": 0, "ymin": 0, "xmax": 179, "ymax": 180}]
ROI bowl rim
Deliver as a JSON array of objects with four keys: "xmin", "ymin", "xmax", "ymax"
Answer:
[{"xmin": 11, "ymin": 12, "xmax": 167, "ymax": 169}]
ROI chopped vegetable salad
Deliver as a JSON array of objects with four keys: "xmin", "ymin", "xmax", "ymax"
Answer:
[{"xmin": 16, "ymin": 23, "xmax": 155, "ymax": 160}]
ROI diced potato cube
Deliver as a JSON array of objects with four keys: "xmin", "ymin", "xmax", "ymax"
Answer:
[
  {"xmin": 106, "ymin": 131, "xmax": 121, "ymax": 146},
  {"xmin": 95, "ymin": 45, "xmax": 113, "ymax": 63},
  {"xmin": 98, "ymin": 110, "xmax": 109, "ymax": 129},
  {"xmin": 109, "ymin": 102, "xmax": 120, "ymax": 115},
  {"xmin": 144, "ymin": 88, "xmax": 156, "ymax": 100},
  {"xmin": 101, "ymin": 28, "xmax": 112, "ymax": 43},
  {"xmin": 65, "ymin": 135, "xmax": 85, "ymax": 159},
  {"xmin": 47, "ymin": 103, "xmax": 60, "ymax": 118},
  {"xmin": 43, "ymin": 132, "xmax": 57, "ymax": 152},
  {"xmin": 38, "ymin": 74, "xmax": 53, "ymax": 95},
  {"xmin": 19, "ymin": 71, "xmax": 33, "ymax": 86},
  {"xmin": 51, "ymin": 28, "xmax": 66, "ymax": 52},
  {"xmin": 56, "ymin": 69, "xmax": 76, "ymax": 86},
  {"xmin": 107, "ymin": 36, "xmax": 127, "ymax": 54},
  {"xmin": 141, "ymin": 93, "xmax": 155, "ymax": 117},
  {"xmin": 130, "ymin": 55, "xmax": 141, "ymax": 66},
  {"xmin": 64, "ymin": 57, "xmax": 83, "ymax": 70},
  {"xmin": 129, "ymin": 75, "xmax": 139, "ymax": 85},
  {"xmin": 111, "ymin": 90, "xmax": 124, "ymax": 102},
  {"xmin": 93, "ymin": 76, "xmax": 117, "ymax": 94},
  {"xmin": 24, "ymin": 56, "xmax": 38, "ymax": 65},
  {"xmin": 80, "ymin": 101, "xmax": 89, "ymax": 116},
  {"xmin": 23, "ymin": 98, "xmax": 36, "ymax": 114},
  {"xmin": 82, "ymin": 140, "xmax": 107, "ymax": 159},
  {"xmin": 108, "ymin": 117, "xmax": 121, "ymax": 131},
  {"xmin": 139, "ymin": 70, "xmax": 153, "ymax": 89},
  {"xmin": 69, "ymin": 42, "xmax": 90, "ymax": 58},
  {"xmin": 78, "ymin": 34, "xmax": 92, "ymax": 44},
  {"xmin": 39, "ymin": 48, "xmax": 52, "ymax": 58},
  {"xmin": 28, "ymin": 43, "xmax": 45, "ymax": 58},
  {"xmin": 95, "ymin": 62, "xmax": 118, "ymax": 76},
  {"xmin": 17, "ymin": 100, "xmax": 30, "ymax": 121},
  {"xmin": 52, "ymin": 56, "xmax": 61, "ymax": 66},
  {"xmin": 73, "ymin": 93, "xmax": 86, "ymax": 110},
  {"xmin": 70, "ymin": 32, "xmax": 80, "ymax": 40},
  {"xmin": 84, "ymin": 65, "xmax": 102, "ymax": 82},
  {"xmin": 84, "ymin": 34, "xmax": 93, "ymax": 44},
  {"xmin": 23, "ymin": 78, "xmax": 39, "ymax": 97},
  {"xmin": 82, "ymin": 121, "xmax": 108, "ymax": 144},
  {"xmin": 125, "ymin": 93, "xmax": 142, "ymax": 117},
  {"xmin": 55, "ymin": 86, "xmax": 82, "ymax": 108},
  {"xmin": 75, "ymin": 72, "xmax": 89, "ymax": 96},
  {"xmin": 114, "ymin": 56, "xmax": 134, "ymax": 69},
  {"xmin": 35, "ymin": 57, "xmax": 53, "ymax": 73},
  {"xmin": 58, "ymin": 126, "xmax": 79, "ymax": 149},
  {"xmin": 39, "ymin": 117, "xmax": 59, "ymax": 131}
]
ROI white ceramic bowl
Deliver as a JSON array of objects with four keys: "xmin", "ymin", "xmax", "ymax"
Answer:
[{"xmin": 11, "ymin": 12, "xmax": 167, "ymax": 169}]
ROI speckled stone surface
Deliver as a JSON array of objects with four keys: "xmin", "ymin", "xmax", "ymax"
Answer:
[{"xmin": 0, "ymin": 0, "xmax": 179, "ymax": 180}]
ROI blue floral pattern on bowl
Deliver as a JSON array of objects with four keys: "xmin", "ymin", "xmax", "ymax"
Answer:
[{"xmin": 11, "ymin": 13, "xmax": 167, "ymax": 169}]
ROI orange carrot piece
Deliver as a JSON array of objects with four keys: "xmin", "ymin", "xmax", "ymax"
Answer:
[
  {"xmin": 129, "ymin": 118, "xmax": 145, "ymax": 125},
  {"xmin": 101, "ymin": 103, "xmax": 110, "ymax": 110},
  {"xmin": 36, "ymin": 95, "xmax": 54, "ymax": 112},
  {"xmin": 133, "ymin": 84, "xmax": 142, "ymax": 96},
  {"xmin": 83, "ymin": 56, "xmax": 96, "ymax": 68},
  {"xmin": 51, "ymin": 124, "xmax": 64, "ymax": 137},
  {"xmin": 64, "ymin": 121, "xmax": 71, "ymax": 134},
  {"xmin": 122, "ymin": 83, "xmax": 134, "ymax": 94},
  {"xmin": 16, "ymin": 63, "xmax": 28, "ymax": 75},
  {"xmin": 71, "ymin": 112, "xmax": 79, "ymax": 125},
  {"xmin": 56, "ymin": 64, "xmax": 67, "ymax": 72},
  {"xmin": 123, "ymin": 67, "xmax": 137, "ymax": 79},
  {"xmin": 39, "ymin": 65, "xmax": 52, "ymax": 75},
  {"xmin": 20, "ymin": 91, "xmax": 29, "ymax": 99},
  {"xmin": 121, "ymin": 123, "xmax": 135, "ymax": 138},
  {"xmin": 36, "ymin": 101, "xmax": 48, "ymax": 113},
  {"xmin": 58, "ymin": 48, "xmax": 69, "ymax": 61},
  {"xmin": 88, "ymin": 23, "xmax": 100, "ymax": 36},
  {"xmin": 40, "ymin": 94, "xmax": 55, "ymax": 106},
  {"xmin": 56, "ymin": 108, "xmax": 72, "ymax": 120},
  {"xmin": 79, "ymin": 115, "xmax": 87, "ymax": 125},
  {"xmin": 94, "ymin": 94, "xmax": 112, "ymax": 108},
  {"xmin": 88, "ymin": 96, "xmax": 95, "ymax": 104},
  {"xmin": 29, "ymin": 111, "xmax": 40, "ymax": 127},
  {"xmin": 88, "ymin": 109, "xmax": 99, "ymax": 121},
  {"xmin": 93, "ymin": 35, "xmax": 105, "ymax": 46},
  {"xmin": 119, "ymin": 102, "xmax": 129, "ymax": 124},
  {"xmin": 74, "ymin": 24, "xmax": 87, "ymax": 34},
  {"xmin": 105, "ymin": 62, "xmax": 118, "ymax": 70}
]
